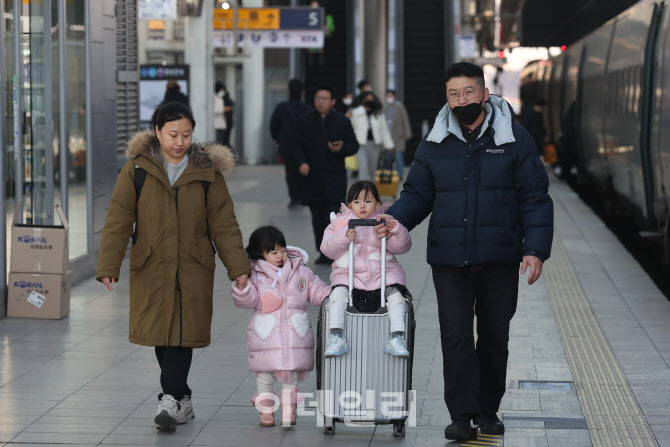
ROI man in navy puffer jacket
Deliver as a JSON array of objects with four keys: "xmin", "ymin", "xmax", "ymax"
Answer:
[{"xmin": 381, "ymin": 62, "xmax": 553, "ymax": 441}]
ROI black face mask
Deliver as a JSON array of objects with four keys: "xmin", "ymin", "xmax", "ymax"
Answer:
[
  {"xmin": 363, "ymin": 100, "xmax": 377, "ymax": 111},
  {"xmin": 451, "ymin": 101, "xmax": 484, "ymax": 125}
]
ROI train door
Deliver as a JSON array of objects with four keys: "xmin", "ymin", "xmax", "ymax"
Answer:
[{"xmin": 640, "ymin": 1, "xmax": 666, "ymax": 227}]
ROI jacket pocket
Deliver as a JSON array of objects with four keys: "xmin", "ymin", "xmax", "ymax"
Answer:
[
  {"xmin": 190, "ymin": 245, "xmax": 216, "ymax": 271},
  {"xmin": 129, "ymin": 245, "xmax": 152, "ymax": 271}
]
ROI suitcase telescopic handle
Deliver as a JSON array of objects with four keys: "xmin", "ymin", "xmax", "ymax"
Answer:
[{"xmin": 347, "ymin": 219, "xmax": 388, "ymax": 308}]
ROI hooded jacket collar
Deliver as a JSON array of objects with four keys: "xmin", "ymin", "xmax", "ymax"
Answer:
[
  {"xmin": 427, "ymin": 95, "xmax": 516, "ymax": 146},
  {"xmin": 250, "ymin": 246, "xmax": 309, "ymax": 284},
  {"xmin": 125, "ymin": 130, "xmax": 236, "ymax": 190},
  {"xmin": 337, "ymin": 202, "xmax": 391, "ymax": 219}
]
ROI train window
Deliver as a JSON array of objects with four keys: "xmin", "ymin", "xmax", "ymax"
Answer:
[{"xmin": 634, "ymin": 66, "xmax": 641, "ymax": 117}]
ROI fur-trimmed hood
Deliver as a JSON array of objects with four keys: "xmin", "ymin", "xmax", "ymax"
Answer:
[{"xmin": 125, "ymin": 130, "xmax": 235, "ymax": 175}]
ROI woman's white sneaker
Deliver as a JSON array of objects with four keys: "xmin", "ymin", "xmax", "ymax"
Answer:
[
  {"xmin": 180, "ymin": 395, "xmax": 195, "ymax": 422},
  {"xmin": 154, "ymin": 394, "xmax": 186, "ymax": 432}
]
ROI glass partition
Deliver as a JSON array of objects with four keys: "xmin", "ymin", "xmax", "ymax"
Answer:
[{"xmin": 66, "ymin": 0, "xmax": 87, "ymax": 258}]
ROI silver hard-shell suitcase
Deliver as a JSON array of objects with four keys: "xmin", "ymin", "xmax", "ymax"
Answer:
[{"xmin": 316, "ymin": 219, "xmax": 415, "ymax": 437}]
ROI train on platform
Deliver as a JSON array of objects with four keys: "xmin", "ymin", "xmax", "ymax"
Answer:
[{"xmin": 521, "ymin": 0, "xmax": 670, "ymax": 267}]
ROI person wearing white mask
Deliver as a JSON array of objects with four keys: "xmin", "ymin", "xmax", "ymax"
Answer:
[{"xmin": 383, "ymin": 89, "xmax": 412, "ymax": 179}]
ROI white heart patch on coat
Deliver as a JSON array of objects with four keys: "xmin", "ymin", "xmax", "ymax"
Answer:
[
  {"xmin": 290, "ymin": 312, "xmax": 310, "ymax": 338},
  {"xmin": 253, "ymin": 313, "xmax": 277, "ymax": 340}
]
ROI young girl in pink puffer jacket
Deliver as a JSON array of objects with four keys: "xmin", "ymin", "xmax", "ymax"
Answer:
[
  {"xmin": 232, "ymin": 226, "xmax": 330, "ymax": 428},
  {"xmin": 320, "ymin": 181, "xmax": 412, "ymax": 359}
]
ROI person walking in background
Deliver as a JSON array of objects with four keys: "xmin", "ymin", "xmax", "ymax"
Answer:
[
  {"xmin": 377, "ymin": 62, "xmax": 553, "ymax": 442},
  {"xmin": 214, "ymin": 81, "xmax": 227, "ymax": 148},
  {"xmin": 522, "ymin": 98, "xmax": 548, "ymax": 157},
  {"xmin": 384, "ymin": 89, "xmax": 412, "ymax": 179},
  {"xmin": 215, "ymin": 82, "xmax": 235, "ymax": 147},
  {"xmin": 294, "ymin": 84, "xmax": 359, "ymax": 264},
  {"xmin": 163, "ymin": 80, "xmax": 188, "ymax": 106},
  {"xmin": 350, "ymin": 91, "xmax": 394, "ymax": 181},
  {"xmin": 352, "ymin": 79, "xmax": 373, "ymax": 108},
  {"xmin": 334, "ymin": 91, "xmax": 353, "ymax": 115},
  {"xmin": 270, "ymin": 79, "xmax": 313, "ymax": 209},
  {"xmin": 96, "ymin": 102, "xmax": 250, "ymax": 433}
]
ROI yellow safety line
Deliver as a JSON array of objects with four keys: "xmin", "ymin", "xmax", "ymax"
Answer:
[{"xmin": 544, "ymin": 235, "xmax": 657, "ymax": 447}]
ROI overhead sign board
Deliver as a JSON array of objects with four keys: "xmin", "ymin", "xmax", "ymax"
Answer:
[
  {"xmin": 213, "ymin": 30, "xmax": 324, "ymax": 48},
  {"xmin": 213, "ymin": 7, "xmax": 322, "ymax": 31},
  {"xmin": 279, "ymin": 8, "xmax": 323, "ymax": 29},
  {"xmin": 213, "ymin": 8, "xmax": 280, "ymax": 30},
  {"xmin": 139, "ymin": 0, "xmax": 177, "ymax": 20}
]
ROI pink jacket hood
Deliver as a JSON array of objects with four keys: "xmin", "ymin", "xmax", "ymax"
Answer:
[
  {"xmin": 231, "ymin": 245, "xmax": 330, "ymax": 374},
  {"xmin": 320, "ymin": 203, "xmax": 412, "ymax": 290}
]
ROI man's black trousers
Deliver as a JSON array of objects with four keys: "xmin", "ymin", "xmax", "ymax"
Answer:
[
  {"xmin": 309, "ymin": 200, "xmax": 341, "ymax": 254},
  {"xmin": 280, "ymin": 147, "xmax": 300, "ymax": 203},
  {"xmin": 432, "ymin": 264, "xmax": 519, "ymax": 418},
  {"xmin": 155, "ymin": 346, "xmax": 193, "ymax": 401}
]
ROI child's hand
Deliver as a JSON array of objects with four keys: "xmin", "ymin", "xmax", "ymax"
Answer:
[
  {"xmin": 347, "ymin": 228, "xmax": 356, "ymax": 241},
  {"xmin": 236, "ymin": 274, "xmax": 249, "ymax": 290}
]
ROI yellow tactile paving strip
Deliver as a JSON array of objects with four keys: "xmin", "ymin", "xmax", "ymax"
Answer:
[
  {"xmin": 544, "ymin": 235, "xmax": 657, "ymax": 447},
  {"xmin": 461, "ymin": 433, "xmax": 503, "ymax": 446}
]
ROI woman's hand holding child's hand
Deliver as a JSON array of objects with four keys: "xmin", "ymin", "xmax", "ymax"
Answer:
[
  {"xmin": 236, "ymin": 274, "xmax": 249, "ymax": 290},
  {"xmin": 347, "ymin": 228, "xmax": 356, "ymax": 241}
]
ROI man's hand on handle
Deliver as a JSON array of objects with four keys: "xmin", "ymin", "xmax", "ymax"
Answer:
[
  {"xmin": 299, "ymin": 163, "xmax": 310, "ymax": 176},
  {"xmin": 374, "ymin": 214, "xmax": 394, "ymax": 239},
  {"xmin": 520, "ymin": 255, "xmax": 543, "ymax": 285}
]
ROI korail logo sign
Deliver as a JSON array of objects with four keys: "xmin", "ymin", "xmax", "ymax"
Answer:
[
  {"xmin": 18, "ymin": 235, "xmax": 48, "ymax": 244},
  {"xmin": 14, "ymin": 281, "xmax": 44, "ymax": 289}
]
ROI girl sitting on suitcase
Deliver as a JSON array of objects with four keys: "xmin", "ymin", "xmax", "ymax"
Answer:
[
  {"xmin": 320, "ymin": 180, "xmax": 412, "ymax": 358},
  {"xmin": 232, "ymin": 226, "xmax": 331, "ymax": 427}
]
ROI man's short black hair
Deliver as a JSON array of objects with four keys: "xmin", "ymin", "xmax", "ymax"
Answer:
[
  {"xmin": 314, "ymin": 84, "xmax": 335, "ymax": 100},
  {"xmin": 357, "ymin": 79, "xmax": 370, "ymax": 91},
  {"xmin": 445, "ymin": 62, "xmax": 485, "ymax": 88},
  {"xmin": 288, "ymin": 79, "xmax": 304, "ymax": 99}
]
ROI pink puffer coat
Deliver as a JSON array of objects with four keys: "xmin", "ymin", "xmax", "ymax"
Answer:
[
  {"xmin": 232, "ymin": 246, "xmax": 330, "ymax": 374},
  {"xmin": 320, "ymin": 203, "xmax": 412, "ymax": 290}
]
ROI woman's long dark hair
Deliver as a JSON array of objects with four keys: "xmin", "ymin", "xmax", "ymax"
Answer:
[{"xmin": 151, "ymin": 102, "xmax": 196, "ymax": 133}]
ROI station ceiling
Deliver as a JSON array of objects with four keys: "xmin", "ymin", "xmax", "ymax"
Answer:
[{"xmin": 517, "ymin": 0, "xmax": 639, "ymax": 46}]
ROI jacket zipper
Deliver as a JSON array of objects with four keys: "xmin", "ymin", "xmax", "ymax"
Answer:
[
  {"xmin": 175, "ymin": 187, "xmax": 183, "ymax": 346},
  {"xmin": 281, "ymin": 267, "xmax": 287, "ymax": 371},
  {"xmin": 465, "ymin": 144, "xmax": 471, "ymax": 265}
]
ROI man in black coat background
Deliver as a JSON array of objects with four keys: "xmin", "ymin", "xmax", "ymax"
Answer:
[
  {"xmin": 294, "ymin": 84, "xmax": 359, "ymax": 264},
  {"xmin": 270, "ymin": 79, "xmax": 313, "ymax": 208}
]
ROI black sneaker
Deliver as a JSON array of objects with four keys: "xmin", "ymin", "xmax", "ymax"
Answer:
[
  {"xmin": 444, "ymin": 414, "xmax": 478, "ymax": 441},
  {"xmin": 479, "ymin": 414, "xmax": 504, "ymax": 435},
  {"xmin": 315, "ymin": 254, "xmax": 333, "ymax": 265}
]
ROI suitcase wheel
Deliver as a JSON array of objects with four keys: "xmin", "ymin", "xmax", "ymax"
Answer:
[
  {"xmin": 393, "ymin": 422, "xmax": 406, "ymax": 438},
  {"xmin": 323, "ymin": 424, "xmax": 335, "ymax": 435}
]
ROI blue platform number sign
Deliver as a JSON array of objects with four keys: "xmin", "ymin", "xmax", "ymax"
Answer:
[{"xmin": 279, "ymin": 8, "xmax": 323, "ymax": 30}]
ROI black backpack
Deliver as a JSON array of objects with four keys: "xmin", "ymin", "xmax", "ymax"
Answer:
[{"xmin": 131, "ymin": 167, "xmax": 212, "ymax": 251}]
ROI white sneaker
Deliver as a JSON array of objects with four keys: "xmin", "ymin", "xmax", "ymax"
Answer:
[
  {"xmin": 154, "ymin": 394, "xmax": 186, "ymax": 432},
  {"xmin": 180, "ymin": 395, "xmax": 195, "ymax": 422}
]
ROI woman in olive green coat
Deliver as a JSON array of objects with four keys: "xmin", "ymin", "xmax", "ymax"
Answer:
[{"xmin": 96, "ymin": 103, "xmax": 250, "ymax": 433}]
